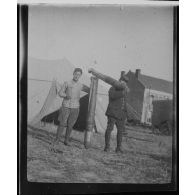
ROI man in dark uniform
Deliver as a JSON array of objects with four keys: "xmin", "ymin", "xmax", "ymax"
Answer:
[{"xmin": 104, "ymin": 75, "xmax": 129, "ymax": 153}]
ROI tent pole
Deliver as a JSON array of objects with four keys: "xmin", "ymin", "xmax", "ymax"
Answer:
[{"xmin": 84, "ymin": 77, "xmax": 98, "ymax": 149}]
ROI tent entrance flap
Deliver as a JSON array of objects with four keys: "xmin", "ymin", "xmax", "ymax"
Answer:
[
  {"xmin": 29, "ymin": 79, "xmax": 91, "ymax": 132},
  {"xmin": 29, "ymin": 80, "xmax": 59, "ymax": 126},
  {"xmin": 40, "ymin": 94, "xmax": 90, "ymax": 132}
]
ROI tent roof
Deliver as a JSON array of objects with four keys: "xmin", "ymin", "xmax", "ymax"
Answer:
[{"xmin": 28, "ymin": 57, "xmax": 108, "ymax": 94}]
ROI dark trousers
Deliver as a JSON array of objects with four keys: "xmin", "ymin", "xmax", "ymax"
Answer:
[
  {"xmin": 105, "ymin": 117, "xmax": 125, "ymax": 149},
  {"xmin": 56, "ymin": 106, "xmax": 79, "ymax": 143}
]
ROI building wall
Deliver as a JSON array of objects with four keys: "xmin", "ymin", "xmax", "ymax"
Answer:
[
  {"xmin": 149, "ymin": 89, "xmax": 173, "ymax": 100},
  {"xmin": 141, "ymin": 89, "xmax": 173, "ymax": 124},
  {"xmin": 152, "ymin": 99, "xmax": 173, "ymax": 127},
  {"xmin": 126, "ymin": 71, "xmax": 145, "ymax": 120}
]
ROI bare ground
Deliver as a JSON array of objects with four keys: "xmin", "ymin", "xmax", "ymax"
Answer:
[{"xmin": 27, "ymin": 124, "xmax": 172, "ymax": 183}]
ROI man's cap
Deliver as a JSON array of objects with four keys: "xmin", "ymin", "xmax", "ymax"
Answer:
[{"xmin": 120, "ymin": 75, "xmax": 129, "ymax": 83}]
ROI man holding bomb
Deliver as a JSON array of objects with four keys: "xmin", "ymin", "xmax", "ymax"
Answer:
[
  {"xmin": 88, "ymin": 68, "xmax": 129, "ymax": 153},
  {"xmin": 104, "ymin": 75, "xmax": 129, "ymax": 153}
]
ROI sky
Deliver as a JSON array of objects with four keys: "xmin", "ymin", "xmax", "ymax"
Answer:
[{"xmin": 28, "ymin": 5, "xmax": 173, "ymax": 82}]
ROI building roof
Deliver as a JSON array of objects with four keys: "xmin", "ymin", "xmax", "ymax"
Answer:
[{"xmin": 138, "ymin": 74, "xmax": 173, "ymax": 94}]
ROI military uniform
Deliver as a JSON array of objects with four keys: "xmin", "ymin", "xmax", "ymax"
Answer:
[{"xmin": 104, "ymin": 85, "xmax": 128, "ymax": 153}]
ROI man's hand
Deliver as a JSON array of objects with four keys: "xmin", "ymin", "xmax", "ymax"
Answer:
[{"xmin": 88, "ymin": 68, "xmax": 95, "ymax": 73}]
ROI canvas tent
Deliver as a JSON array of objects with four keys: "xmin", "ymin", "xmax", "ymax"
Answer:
[{"xmin": 28, "ymin": 57, "xmax": 116, "ymax": 134}]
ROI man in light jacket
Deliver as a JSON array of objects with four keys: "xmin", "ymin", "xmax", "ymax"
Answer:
[{"xmin": 54, "ymin": 68, "xmax": 89, "ymax": 146}]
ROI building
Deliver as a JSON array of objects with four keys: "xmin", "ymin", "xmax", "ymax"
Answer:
[{"xmin": 125, "ymin": 69, "xmax": 173, "ymax": 125}]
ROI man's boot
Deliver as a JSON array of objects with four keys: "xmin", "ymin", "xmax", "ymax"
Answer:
[
  {"xmin": 104, "ymin": 130, "xmax": 111, "ymax": 152},
  {"xmin": 64, "ymin": 127, "xmax": 72, "ymax": 146},
  {"xmin": 115, "ymin": 129, "xmax": 123, "ymax": 153},
  {"xmin": 115, "ymin": 147, "xmax": 123, "ymax": 153}
]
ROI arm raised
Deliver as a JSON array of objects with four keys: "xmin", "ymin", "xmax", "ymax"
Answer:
[
  {"xmin": 88, "ymin": 68, "xmax": 126, "ymax": 90},
  {"xmin": 82, "ymin": 84, "xmax": 90, "ymax": 94}
]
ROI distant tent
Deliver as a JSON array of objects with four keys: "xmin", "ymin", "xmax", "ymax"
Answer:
[{"xmin": 28, "ymin": 57, "xmax": 117, "ymax": 134}]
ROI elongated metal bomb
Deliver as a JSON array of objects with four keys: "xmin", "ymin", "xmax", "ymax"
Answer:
[
  {"xmin": 88, "ymin": 68, "xmax": 126, "ymax": 90},
  {"xmin": 84, "ymin": 76, "xmax": 98, "ymax": 149}
]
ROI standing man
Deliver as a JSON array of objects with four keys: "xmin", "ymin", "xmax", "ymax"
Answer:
[
  {"xmin": 104, "ymin": 75, "xmax": 129, "ymax": 153},
  {"xmin": 54, "ymin": 68, "xmax": 89, "ymax": 146}
]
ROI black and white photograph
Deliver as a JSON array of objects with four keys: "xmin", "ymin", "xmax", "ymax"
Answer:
[{"xmin": 18, "ymin": 0, "xmax": 178, "ymax": 193}]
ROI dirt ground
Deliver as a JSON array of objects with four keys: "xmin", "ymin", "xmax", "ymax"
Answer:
[{"xmin": 27, "ymin": 124, "xmax": 172, "ymax": 183}]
